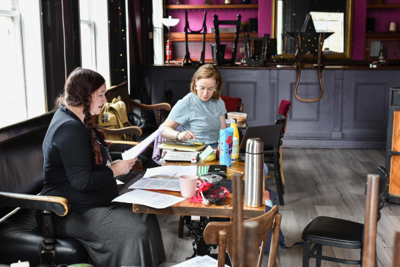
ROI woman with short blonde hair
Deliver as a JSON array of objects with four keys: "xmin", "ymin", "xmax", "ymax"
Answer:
[{"xmin": 162, "ymin": 64, "xmax": 227, "ymax": 146}]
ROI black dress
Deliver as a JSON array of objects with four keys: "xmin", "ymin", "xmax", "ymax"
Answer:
[{"xmin": 39, "ymin": 104, "xmax": 165, "ymax": 267}]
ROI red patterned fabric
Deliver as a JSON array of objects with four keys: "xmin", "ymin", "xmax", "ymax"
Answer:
[{"xmin": 220, "ymin": 95, "xmax": 242, "ymax": 112}]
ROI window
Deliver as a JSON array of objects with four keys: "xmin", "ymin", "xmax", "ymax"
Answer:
[
  {"xmin": 79, "ymin": 0, "xmax": 111, "ymax": 88},
  {"xmin": 0, "ymin": 0, "xmax": 46, "ymax": 128}
]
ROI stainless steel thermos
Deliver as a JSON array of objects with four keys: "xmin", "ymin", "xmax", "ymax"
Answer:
[{"xmin": 244, "ymin": 138, "xmax": 264, "ymax": 207}]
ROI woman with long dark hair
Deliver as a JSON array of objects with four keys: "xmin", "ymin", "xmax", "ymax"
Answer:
[{"xmin": 38, "ymin": 68, "xmax": 165, "ymax": 266}]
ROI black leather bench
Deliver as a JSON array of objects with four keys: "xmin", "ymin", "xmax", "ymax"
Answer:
[{"xmin": 0, "ymin": 112, "xmax": 143, "ymax": 266}]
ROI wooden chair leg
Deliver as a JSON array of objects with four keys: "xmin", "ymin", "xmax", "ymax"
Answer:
[
  {"xmin": 279, "ymin": 144, "xmax": 286, "ymax": 188},
  {"xmin": 275, "ymin": 153, "xmax": 284, "ymax": 195},
  {"xmin": 218, "ymin": 230, "xmax": 227, "ymax": 267},
  {"xmin": 303, "ymin": 242, "xmax": 311, "ymax": 267},
  {"xmin": 178, "ymin": 216, "xmax": 184, "ymax": 238},
  {"xmin": 274, "ymin": 153, "xmax": 284, "ymax": 205}
]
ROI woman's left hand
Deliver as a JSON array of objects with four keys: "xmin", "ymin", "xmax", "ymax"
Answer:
[{"xmin": 110, "ymin": 157, "xmax": 138, "ymax": 177}]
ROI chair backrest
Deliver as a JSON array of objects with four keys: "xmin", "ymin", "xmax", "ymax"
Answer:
[
  {"xmin": 204, "ymin": 206, "xmax": 280, "ymax": 267},
  {"xmin": 105, "ymin": 81, "xmax": 132, "ymax": 112},
  {"xmin": 239, "ymin": 124, "xmax": 283, "ymax": 153},
  {"xmin": 203, "ymin": 173, "xmax": 281, "ymax": 267},
  {"xmin": 362, "ymin": 166, "xmax": 389, "ymax": 267},
  {"xmin": 213, "ymin": 14, "xmax": 241, "ymax": 66},
  {"xmin": 220, "ymin": 95, "xmax": 243, "ymax": 112},
  {"xmin": 276, "ymin": 100, "xmax": 291, "ymax": 134}
]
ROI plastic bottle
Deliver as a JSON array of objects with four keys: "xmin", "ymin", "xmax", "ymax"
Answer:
[{"xmin": 231, "ymin": 118, "xmax": 240, "ymax": 163}]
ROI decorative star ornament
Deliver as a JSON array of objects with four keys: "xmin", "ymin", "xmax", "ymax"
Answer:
[{"xmin": 285, "ymin": 14, "xmax": 333, "ymax": 58}]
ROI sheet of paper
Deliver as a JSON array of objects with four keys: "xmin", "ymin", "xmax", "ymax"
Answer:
[
  {"xmin": 143, "ymin": 165, "xmax": 197, "ymax": 179},
  {"xmin": 112, "ymin": 189, "xmax": 185, "ymax": 209},
  {"xmin": 121, "ymin": 124, "xmax": 165, "ymax": 160},
  {"xmin": 128, "ymin": 178, "xmax": 181, "ymax": 191},
  {"xmin": 172, "ymin": 255, "xmax": 229, "ymax": 267}
]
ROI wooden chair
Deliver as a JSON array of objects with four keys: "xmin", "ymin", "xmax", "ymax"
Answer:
[
  {"xmin": 94, "ymin": 81, "xmax": 171, "ymax": 171},
  {"xmin": 302, "ymin": 166, "xmax": 388, "ymax": 267},
  {"xmin": 265, "ymin": 100, "xmax": 291, "ymax": 197},
  {"xmin": 96, "ymin": 81, "xmax": 171, "ymax": 141},
  {"xmin": 203, "ymin": 173, "xmax": 282, "ymax": 267},
  {"xmin": 213, "ymin": 14, "xmax": 241, "ymax": 66}
]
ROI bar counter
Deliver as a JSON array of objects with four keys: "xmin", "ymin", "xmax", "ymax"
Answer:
[{"xmin": 149, "ymin": 63, "xmax": 400, "ymax": 148}]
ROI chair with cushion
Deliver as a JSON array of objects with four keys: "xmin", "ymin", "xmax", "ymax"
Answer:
[
  {"xmin": 94, "ymin": 81, "xmax": 171, "ymax": 141},
  {"xmin": 95, "ymin": 81, "xmax": 171, "ymax": 170},
  {"xmin": 0, "ymin": 112, "xmax": 143, "ymax": 266},
  {"xmin": 203, "ymin": 173, "xmax": 282, "ymax": 267},
  {"xmin": 264, "ymin": 99, "xmax": 291, "ymax": 204},
  {"xmin": 302, "ymin": 166, "xmax": 389, "ymax": 267},
  {"xmin": 0, "ymin": 112, "xmax": 89, "ymax": 266},
  {"xmin": 220, "ymin": 95, "xmax": 243, "ymax": 112}
]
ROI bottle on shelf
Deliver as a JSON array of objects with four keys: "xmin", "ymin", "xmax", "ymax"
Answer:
[
  {"xmin": 230, "ymin": 118, "xmax": 240, "ymax": 163},
  {"xmin": 378, "ymin": 43, "xmax": 387, "ymax": 63}
]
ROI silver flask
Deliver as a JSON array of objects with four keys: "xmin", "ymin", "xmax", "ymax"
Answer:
[{"xmin": 244, "ymin": 138, "xmax": 264, "ymax": 207}]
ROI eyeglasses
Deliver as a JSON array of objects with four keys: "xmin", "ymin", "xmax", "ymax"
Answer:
[{"xmin": 196, "ymin": 86, "xmax": 216, "ymax": 92}]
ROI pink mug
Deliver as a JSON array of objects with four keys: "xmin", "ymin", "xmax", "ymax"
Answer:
[{"xmin": 179, "ymin": 175, "xmax": 201, "ymax": 198}]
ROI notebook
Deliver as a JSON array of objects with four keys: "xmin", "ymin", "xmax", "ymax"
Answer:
[
  {"xmin": 158, "ymin": 143, "xmax": 206, "ymax": 152},
  {"xmin": 163, "ymin": 151, "xmax": 199, "ymax": 162}
]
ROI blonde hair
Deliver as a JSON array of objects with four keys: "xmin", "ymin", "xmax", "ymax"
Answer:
[{"xmin": 190, "ymin": 64, "xmax": 223, "ymax": 100}]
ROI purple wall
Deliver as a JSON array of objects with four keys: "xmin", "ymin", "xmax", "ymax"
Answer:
[
  {"xmin": 167, "ymin": 0, "xmax": 400, "ymax": 60},
  {"xmin": 167, "ymin": 0, "xmax": 258, "ymax": 33}
]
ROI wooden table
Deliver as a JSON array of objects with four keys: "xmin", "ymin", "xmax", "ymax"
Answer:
[
  {"xmin": 131, "ymin": 158, "xmax": 265, "ymax": 257},
  {"xmin": 132, "ymin": 159, "xmax": 265, "ymax": 219}
]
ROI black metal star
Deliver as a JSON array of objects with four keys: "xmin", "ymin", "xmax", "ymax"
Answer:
[{"xmin": 285, "ymin": 14, "xmax": 333, "ymax": 58}]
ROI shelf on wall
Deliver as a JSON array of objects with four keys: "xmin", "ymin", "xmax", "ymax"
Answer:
[
  {"xmin": 366, "ymin": 32, "xmax": 400, "ymax": 38},
  {"xmin": 168, "ymin": 32, "xmax": 258, "ymax": 42},
  {"xmin": 165, "ymin": 4, "xmax": 258, "ymax": 10},
  {"xmin": 367, "ymin": 4, "xmax": 400, "ymax": 9}
]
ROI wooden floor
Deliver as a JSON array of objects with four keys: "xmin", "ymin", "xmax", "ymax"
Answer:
[{"xmin": 158, "ymin": 148, "xmax": 399, "ymax": 267}]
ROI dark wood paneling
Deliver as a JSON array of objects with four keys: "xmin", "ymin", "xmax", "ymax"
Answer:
[
  {"xmin": 109, "ymin": 0, "xmax": 128, "ymax": 85},
  {"xmin": 42, "ymin": 0, "xmax": 65, "ymax": 110}
]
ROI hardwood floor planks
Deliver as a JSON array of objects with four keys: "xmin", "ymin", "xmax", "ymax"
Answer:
[{"xmin": 159, "ymin": 148, "xmax": 397, "ymax": 267}]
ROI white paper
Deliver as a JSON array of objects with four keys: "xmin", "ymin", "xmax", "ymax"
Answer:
[
  {"xmin": 143, "ymin": 165, "xmax": 197, "ymax": 179},
  {"xmin": 172, "ymin": 255, "xmax": 229, "ymax": 267},
  {"xmin": 121, "ymin": 124, "xmax": 165, "ymax": 160},
  {"xmin": 112, "ymin": 189, "xmax": 185, "ymax": 209},
  {"xmin": 128, "ymin": 178, "xmax": 181, "ymax": 191}
]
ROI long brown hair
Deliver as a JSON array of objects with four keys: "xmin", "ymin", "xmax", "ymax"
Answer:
[
  {"xmin": 190, "ymin": 64, "xmax": 224, "ymax": 99},
  {"xmin": 55, "ymin": 67, "xmax": 107, "ymax": 165}
]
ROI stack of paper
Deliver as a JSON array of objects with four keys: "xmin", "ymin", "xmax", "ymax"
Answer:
[
  {"xmin": 112, "ymin": 189, "xmax": 185, "ymax": 209},
  {"xmin": 143, "ymin": 165, "xmax": 197, "ymax": 178},
  {"xmin": 172, "ymin": 255, "xmax": 229, "ymax": 267},
  {"xmin": 129, "ymin": 178, "xmax": 180, "ymax": 191}
]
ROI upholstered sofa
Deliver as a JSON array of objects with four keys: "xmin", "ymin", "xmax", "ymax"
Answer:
[{"xmin": 0, "ymin": 112, "xmax": 142, "ymax": 266}]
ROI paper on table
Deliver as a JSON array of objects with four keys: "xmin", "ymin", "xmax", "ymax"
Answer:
[
  {"xmin": 143, "ymin": 165, "xmax": 197, "ymax": 179},
  {"xmin": 172, "ymin": 255, "xmax": 229, "ymax": 267},
  {"xmin": 112, "ymin": 189, "xmax": 185, "ymax": 209},
  {"xmin": 121, "ymin": 124, "xmax": 165, "ymax": 160},
  {"xmin": 128, "ymin": 178, "xmax": 181, "ymax": 191}
]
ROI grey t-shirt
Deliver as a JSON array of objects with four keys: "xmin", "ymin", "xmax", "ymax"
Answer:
[{"xmin": 168, "ymin": 93, "xmax": 227, "ymax": 144}]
